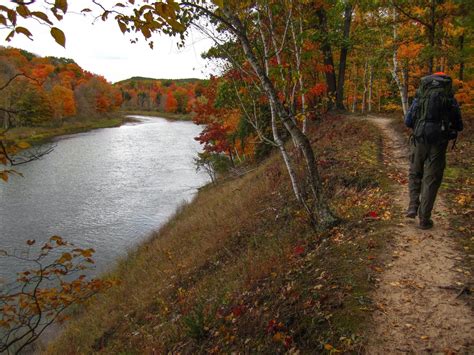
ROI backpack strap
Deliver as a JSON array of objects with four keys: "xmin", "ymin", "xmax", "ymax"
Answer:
[{"xmin": 451, "ymin": 137, "xmax": 457, "ymax": 150}]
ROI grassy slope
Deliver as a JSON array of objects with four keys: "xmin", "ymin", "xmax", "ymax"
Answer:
[
  {"xmin": 48, "ymin": 115, "xmax": 399, "ymax": 354},
  {"xmin": 4, "ymin": 115, "xmax": 131, "ymax": 146},
  {"xmin": 121, "ymin": 110, "xmax": 193, "ymax": 121}
]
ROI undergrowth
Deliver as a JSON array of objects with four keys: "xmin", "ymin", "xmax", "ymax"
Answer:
[{"xmin": 47, "ymin": 115, "xmax": 397, "ymax": 354}]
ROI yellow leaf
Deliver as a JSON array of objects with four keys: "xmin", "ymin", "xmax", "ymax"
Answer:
[
  {"xmin": 50, "ymin": 27, "xmax": 66, "ymax": 47},
  {"xmin": 324, "ymin": 344, "xmax": 334, "ymax": 350},
  {"xmin": 17, "ymin": 141, "xmax": 30, "ymax": 149},
  {"xmin": 273, "ymin": 332, "xmax": 284, "ymax": 342},
  {"xmin": 1, "ymin": 172, "xmax": 8, "ymax": 182},
  {"xmin": 50, "ymin": 235, "xmax": 64, "ymax": 244},
  {"xmin": 212, "ymin": 0, "xmax": 224, "ymax": 8},
  {"xmin": 59, "ymin": 252, "xmax": 72, "ymax": 262},
  {"xmin": 81, "ymin": 248, "xmax": 95, "ymax": 257}
]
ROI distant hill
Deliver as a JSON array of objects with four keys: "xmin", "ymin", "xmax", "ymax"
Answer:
[
  {"xmin": 114, "ymin": 76, "xmax": 208, "ymax": 114},
  {"xmin": 114, "ymin": 77, "xmax": 207, "ymax": 86}
]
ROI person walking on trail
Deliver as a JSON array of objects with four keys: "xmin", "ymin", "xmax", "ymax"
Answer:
[{"xmin": 404, "ymin": 72, "xmax": 463, "ymax": 230}]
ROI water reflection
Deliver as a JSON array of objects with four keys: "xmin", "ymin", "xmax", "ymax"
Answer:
[{"xmin": 0, "ymin": 116, "xmax": 208, "ymax": 282}]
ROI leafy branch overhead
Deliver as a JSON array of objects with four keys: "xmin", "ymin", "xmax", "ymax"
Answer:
[{"xmin": 0, "ymin": 0, "xmax": 200, "ymax": 49}]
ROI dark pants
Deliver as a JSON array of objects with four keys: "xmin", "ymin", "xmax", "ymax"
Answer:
[{"xmin": 408, "ymin": 140, "xmax": 448, "ymax": 220}]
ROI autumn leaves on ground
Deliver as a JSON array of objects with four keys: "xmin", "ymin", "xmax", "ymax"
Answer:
[
  {"xmin": 43, "ymin": 113, "xmax": 473, "ymax": 353},
  {"xmin": 44, "ymin": 115, "xmax": 391, "ymax": 353},
  {"xmin": 1, "ymin": 0, "xmax": 473, "ymax": 353}
]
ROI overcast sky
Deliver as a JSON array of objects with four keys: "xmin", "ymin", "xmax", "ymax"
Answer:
[{"xmin": 0, "ymin": 4, "xmax": 214, "ymax": 83}]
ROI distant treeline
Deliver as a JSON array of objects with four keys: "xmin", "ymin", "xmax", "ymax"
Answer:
[
  {"xmin": 0, "ymin": 46, "xmax": 122, "ymax": 129},
  {"xmin": 115, "ymin": 77, "xmax": 208, "ymax": 114}
]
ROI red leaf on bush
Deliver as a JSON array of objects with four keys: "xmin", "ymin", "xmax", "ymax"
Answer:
[
  {"xmin": 367, "ymin": 211, "xmax": 379, "ymax": 219},
  {"xmin": 293, "ymin": 245, "xmax": 305, "ymax": 256}
]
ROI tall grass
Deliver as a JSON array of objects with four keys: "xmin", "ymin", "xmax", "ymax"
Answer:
[{"xmin": 47, "ymin": 115, "xmax": 396, "ymax": 353}]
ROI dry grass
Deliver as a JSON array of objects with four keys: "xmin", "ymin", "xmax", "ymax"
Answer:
[
  {"xmin": 4, "ymin": 116, "xmax": 127, "ymax": 146},
  {"xmin": 47, "ymin": 115, "xmax": 397, "ymax": 354}
]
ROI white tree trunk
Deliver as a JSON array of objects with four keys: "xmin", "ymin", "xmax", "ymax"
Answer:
[
  {"xmin": 362, "ymin": 60, "xmax": 368, "ymax": 114},
  {"xmin": 230, "ymin": 8, "xmax": 336, "ymax": 225},
  {"xmin": 390, "ymin": 10, "xmax": 409, "ymax": 115},
  {"xmin": 368, "ymin": 64, "xmax": 373, "ymax": 112}
]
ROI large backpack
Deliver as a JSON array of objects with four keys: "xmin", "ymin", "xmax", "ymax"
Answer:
[{"xmin": 413, "ymin": 74, "xmax": 458, "ymax": 144}]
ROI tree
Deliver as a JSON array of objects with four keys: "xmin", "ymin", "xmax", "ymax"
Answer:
[
  {"xmin": 164, "ymin": 90, "xmax": 178, "ymax": 113},
  {"xmin": 0, "ymin": 237, "xmax": 114, "ymax": 353}
]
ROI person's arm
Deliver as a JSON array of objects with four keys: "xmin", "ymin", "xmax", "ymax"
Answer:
[
  {"xmin": 451, "ymin": 98, "xmax": 463, "ymax": 132},
  {"xmin": 405, "ymin": 98, "xmax": 418, "ymax": 128}
]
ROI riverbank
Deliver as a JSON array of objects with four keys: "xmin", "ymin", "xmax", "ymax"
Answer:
[
  {"xmin": 4, "ymin": 115, "xmax": 134, "ymax": 146},
  {"xmin": 121, "ymin": 110, "xmax": 193, "ymax": 121},
  {"xmin": 47, "ymin": 114, "xmax": 401, "ymax": 353}
]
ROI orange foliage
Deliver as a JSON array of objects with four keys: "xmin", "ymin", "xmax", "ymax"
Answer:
[
  {"xmin": 0, "ymin": 46, "xmax": 120, "ymax": 122},
  {"xmin": 165, "ymin": 90, "xmax": 178, "ymax": 113}
]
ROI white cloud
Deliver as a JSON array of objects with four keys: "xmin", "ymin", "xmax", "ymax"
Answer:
[{"xmin": 0, "ymin": 4, "xmax": 214, "ymax": 83}]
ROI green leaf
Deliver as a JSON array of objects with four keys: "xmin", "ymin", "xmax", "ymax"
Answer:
[{"xmin": 50, "ymin": 27, "xmax": 66, "ymax": 47}]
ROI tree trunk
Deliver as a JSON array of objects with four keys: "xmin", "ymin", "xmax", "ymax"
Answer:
[
  {"xmin": 227, "ymin": 9, "xmax": 337, "ymax": 226},
  {"xmin": 316, "ymin": 7, "xmax": 337, "ymax": 108},
  {"xmin": 336, "ymin": 2, "xmax": 352, "ymax": 110},
  {"xmin": 391, "ymin": 10, "xmax": 409, "ymax": 115},
  {"xmin": 257, "ymin": 13, "xmax": 307, "ymax": 214},
  {"xmin": 352, "ymin": 63, "xmax": 358, "ymax": 113},
  {"xmin": 427, "ymin": 0, "xmax": 436, "ymax": 74},
  {"xmin": 362, "ymin": 60, "xmax": 368, "ymax": 114},
  {"xmin": 290, "ymin": 16, "xmax": 307, "ymax": 133},
  {"xmin": 459, "ymin": 34, "xmax": 464, "ymax": 81},
  {"xmin": 377, "ymin": 81, "xmax": 381, "ymax": 112},
  {"xmin": 368, "ymin": 63, "xmax": 373, "ymax": 112}
]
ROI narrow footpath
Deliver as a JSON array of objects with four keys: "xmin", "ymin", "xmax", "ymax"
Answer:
[{"xmin": 365, "ymin": 116, "xmax": 473, "ymax": 354}]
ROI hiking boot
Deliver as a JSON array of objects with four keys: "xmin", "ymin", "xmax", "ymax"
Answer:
[
  {"xmin": 405, "ymin": 205, "xmax": 419, "ymax": 219},
  {"xmin": 418, "ymin": 218, "xmax": 434, "ymax": 230}
]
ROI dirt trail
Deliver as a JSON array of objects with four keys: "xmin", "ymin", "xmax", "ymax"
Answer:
[{"xmin": 365, "ymin": 116, "xmax": 473, "ymax": 354}]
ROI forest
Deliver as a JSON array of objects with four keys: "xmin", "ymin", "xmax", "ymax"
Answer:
[
  {"xmin": 116, "ymin": 77, "xmax": 206, "ymax": 114},
  {"xmin": 0, "ymin": 0, "xmax": 473, "ymax": 353},
  {"xmin": 0, "ymin": 47, "xmax": 122, "ymax": 128}
]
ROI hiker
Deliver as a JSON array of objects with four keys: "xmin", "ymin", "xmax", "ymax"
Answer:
[{"xmin": 404, "ymin": 72, "xmax": 463, "ymax": 230}]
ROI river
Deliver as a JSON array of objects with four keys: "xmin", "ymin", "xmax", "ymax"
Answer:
[{"xmin": 0, "ymin": 116, "xmax": 209, "ymax": 283}]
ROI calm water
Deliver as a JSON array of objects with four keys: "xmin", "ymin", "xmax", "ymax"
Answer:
[{"xmin": 0, "ymin": 116, "xmax": 208, "ymax": 282}]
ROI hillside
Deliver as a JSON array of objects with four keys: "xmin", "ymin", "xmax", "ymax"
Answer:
[
  {"xmin": 47, "ymin": 114, "xmax": 398, "ymax": 353},
  {"xmin": 115, "ymin": 77, "xmax": 208, "ymax": 116},
  {"xmin": 115, "ymin": 77, "xmax": 206, "ymax": 85}
]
